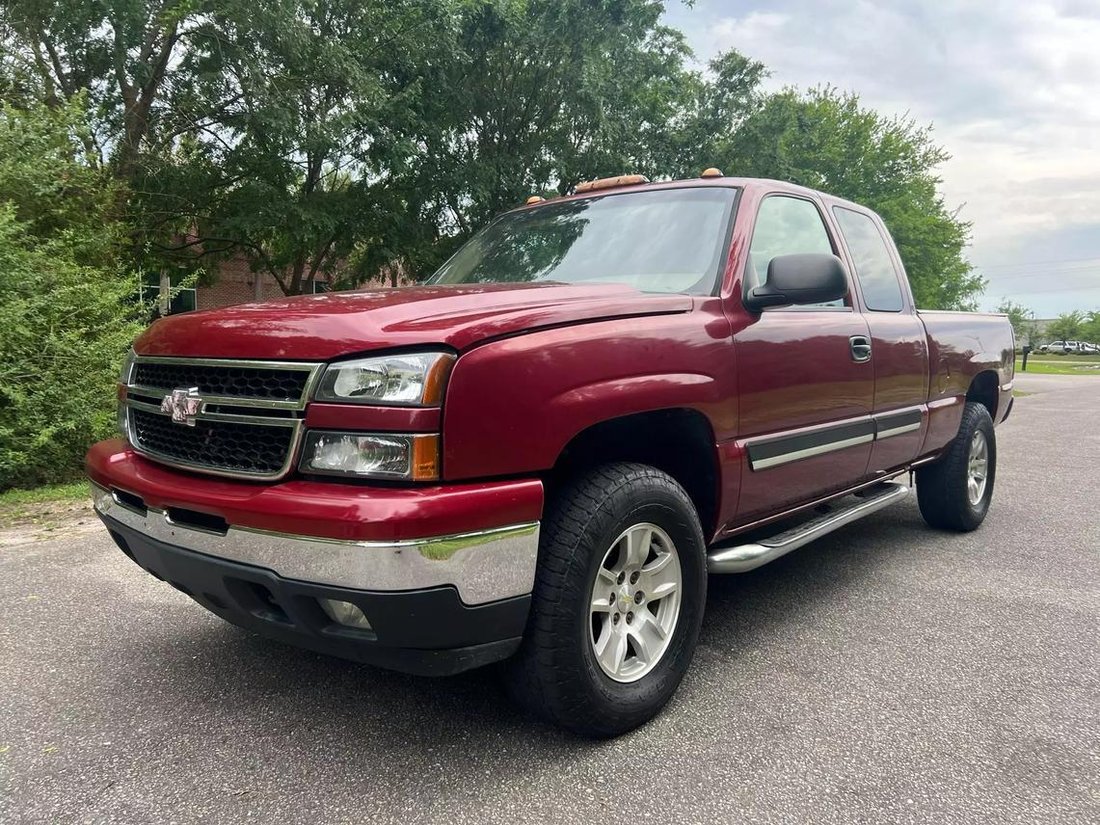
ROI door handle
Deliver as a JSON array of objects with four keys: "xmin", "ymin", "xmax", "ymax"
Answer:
[{"xmin": 850, "ymin": 335, "xmax": 872, "ymax": 362}]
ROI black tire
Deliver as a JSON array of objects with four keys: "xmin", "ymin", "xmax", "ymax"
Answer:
[
  {"xmin": 504, "ymin": 462, "xmax": 707, "ymax": 738},
  {"xmin": 916, "ymin": 401, "xmax": 996, "ymax": 531}
]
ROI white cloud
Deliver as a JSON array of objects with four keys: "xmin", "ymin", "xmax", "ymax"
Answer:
[{"xmin": 664, "ymin": 0, "xmax": 1100, "ymax": 313}]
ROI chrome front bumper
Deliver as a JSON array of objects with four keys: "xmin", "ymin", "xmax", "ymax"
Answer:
[{"xmin": 91, "ymin": 483, "xmax": 539, "ymax": 605}]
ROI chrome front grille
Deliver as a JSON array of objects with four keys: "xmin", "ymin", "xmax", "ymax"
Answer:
[
  {"xmin": 132, "ymin": 361, "xmax": 312, "ymax": 402},
  {"xmin": 122, "ymin": 356, "xmax": 323, "ymax": 480}
]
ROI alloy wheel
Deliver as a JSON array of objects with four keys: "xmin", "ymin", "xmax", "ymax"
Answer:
[
  {"xmin": 588, "ymin": 522, "xmax": 682, "ymax": 683},
  {"xmin": 967, "ymin": 430, "xmax": 989, "ymax": 505}
]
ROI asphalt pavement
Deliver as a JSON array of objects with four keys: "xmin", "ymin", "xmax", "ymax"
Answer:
[{"xmin": 2, "ymin": 373, "xmax": 1098, "ymax": 824}]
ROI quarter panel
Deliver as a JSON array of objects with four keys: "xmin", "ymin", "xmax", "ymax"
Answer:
[{"xmin": 918, "ymin": 310, "xmax": 1014, "ymax": 455}]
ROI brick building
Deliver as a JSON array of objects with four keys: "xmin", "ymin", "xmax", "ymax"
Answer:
[
  {"xmin": 195, "ymin": 256, "xmax": 295, "ymax": 310},
  {"xmin": 144, "ymin": 254, "xmax": 404, "ymax": 315}
]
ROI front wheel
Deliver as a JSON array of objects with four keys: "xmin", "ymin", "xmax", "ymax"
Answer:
[
  {"xmin": 916, "ymin": 401, "xmax": 996, "ymax": 531},
  {"xmin": 505, "ymin": 463, "xmax": 707, "ymax": 737}
]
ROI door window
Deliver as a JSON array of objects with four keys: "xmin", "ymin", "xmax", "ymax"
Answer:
[
  {"xmin": 833, "ymin": 207, "xmax": 904, "ymax": 312},
  {"xmin": 748, "ymin": 196, "xmax": 843, "ymax": 305}
]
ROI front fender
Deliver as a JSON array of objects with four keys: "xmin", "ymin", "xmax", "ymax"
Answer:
[{"xmin": 441, "ymin": 311, "xmax": 736, "ymax": 481}]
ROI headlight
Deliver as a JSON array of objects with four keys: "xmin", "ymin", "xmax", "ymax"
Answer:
[
  {"xmin": 300, "ymin": 431, "xmax": 440, "ymax": 480},
  {"xmin": 315, "ymin": 351, "xmax": 456, "ymax": 406}
]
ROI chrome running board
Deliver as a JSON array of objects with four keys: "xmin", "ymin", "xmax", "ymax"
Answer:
[{"xmin": 707, "ymin": 481, "xmax": 910, "ymax": 573}]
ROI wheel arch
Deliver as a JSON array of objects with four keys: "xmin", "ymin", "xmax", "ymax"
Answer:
[
  {"xmin": 547, "ymin": 408, "xmax": 721, "ymax": 539},
  {"xmin": 966, "ymin": 370, "xmax": 1000, "ymax": 420}
]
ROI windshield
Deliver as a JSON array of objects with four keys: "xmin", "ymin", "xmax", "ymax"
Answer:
[{"xmin": 429, "ymin": 187, "xmax": 738, "ymax": 295}]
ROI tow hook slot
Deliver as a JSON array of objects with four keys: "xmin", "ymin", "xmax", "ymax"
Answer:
[
  {"xmin": 164, "ymin": 507, "xmax": 229, "ymax": 536},
  {"xmin": 111, "ymin": 489, "xmax": 147, "ymax": 516}
]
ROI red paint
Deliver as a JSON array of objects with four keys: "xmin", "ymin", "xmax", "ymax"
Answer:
[
  {"xmin": 728, "ymin": 308, "xmax": 874, "ymax": 519},
  {"xmin": 441, "ymin": 301, "xmax": 737, "ymax": 480},
  {"xmin": 87, "ymin": 439, "xmax": 543, "ymax": 541},
  {"xmin": 91, "ymin": 177, "xmax": 1013, "ymax": 546},
  {"xmin": 305, "ymin": 403, "xmax": 440, "ymax": 433},
  {"xmin": 134, "ymin": 282, "xmax": 691, "ymax": 360}
]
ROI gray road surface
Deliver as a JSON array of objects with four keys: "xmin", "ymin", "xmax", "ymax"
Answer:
[{"xmin": 2, "ymin": 374, "xmax": 1098, "ymax": 824}]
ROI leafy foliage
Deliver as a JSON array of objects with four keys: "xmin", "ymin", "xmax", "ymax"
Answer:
[
  {"xmin": 1084, "ymin": 312, "xmax": 1100, "ymax": 345},
  {"xmin": 996, "ymin": 299, "xmax": 1037, "ymax": 345},
  {"xmin": 722, "ymin": 87, "xmax": 985, "ymax": 310},
  {"xmin": 139, "ymin": 0, "xmax": 456, "ymax": 294},
  {"xmin": 1046, "ymin": 311, "xmax": 1085, "ymax": 343},
  {"xmin": 0, "ymin": 2, "xmax": 997, "ymax": 487},
  {"xmin": 1, "ymin": 0, "xmax": 194, "ymax": 174},
  {"xmin": 0, "ymin": 99, "xmax": 142, "ymax": 488},
  {"xmin": 1, "ymin": 2, "xmax": 983, "ymax": 307},
  {"xmin": 370, "ymin": 0, "xmax": 710, "ymax": 279}
]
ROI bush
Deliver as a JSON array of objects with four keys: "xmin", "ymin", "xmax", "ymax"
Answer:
[{"xmin": 0, "ymin": 100, "xmax": 142, "ymax": 489}]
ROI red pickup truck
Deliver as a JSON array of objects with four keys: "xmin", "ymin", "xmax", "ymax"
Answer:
[{"xmin": 88, "ymin": 173, "xmax": 1014, "ymax": 736}]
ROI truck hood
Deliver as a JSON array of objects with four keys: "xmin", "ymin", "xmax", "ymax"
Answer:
[{"xmin": 134, "ymin": 282, "xmax": 693, "ymax": 360}]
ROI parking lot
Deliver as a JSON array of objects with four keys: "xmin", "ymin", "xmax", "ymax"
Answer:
[{"xmin": 1, "ymin": 373, "xmax": 1097, "ymax": 824}]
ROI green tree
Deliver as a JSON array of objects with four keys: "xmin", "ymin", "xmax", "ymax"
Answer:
[
  {"xmin": 2, "ymin": 2, "xmax": 984, "ymax": 306},
  {"xmin": 1046, "ymin": 311, "xmax": 1084, "ymax": 343},
  {"xmin": 378, "ymin": 0, "xmax": 711, "ymax": 280},
  {"xmin": 0, "ymin": 99, "xmax": 142, "ymax": 489},
  {"xmin": 995, "ymin": 299, "xmax": 1036, "ymax": 346},
  {"xmin": 1080, "ymin": 311, "xmax": 1100, "ymax": 345},
  {"xmin": 1, "ymin": 0, "xmax": 197, "ymax": 178},
  {"xmin": 665, "ymin": 49, "xmax": 768, "ymax": 179},
  {"xmin": 136, "ymin": 0, "xmax": 455, "ymax": 295},
  {"xmin": 720, "ymin": 86, "xmax": 983, "ymax": 310}
]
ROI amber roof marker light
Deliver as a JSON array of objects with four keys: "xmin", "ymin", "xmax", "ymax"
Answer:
[
  {"xmin": 525, "ymin": 196, "xmax": 545, "ymax": 205},
  {"xmin": 700, "ymin": 167, "xmax": 723, "ymax": 178},
  {"xmin": 574, "ymin": 174, "xmax": 649, "ymax": 194}
]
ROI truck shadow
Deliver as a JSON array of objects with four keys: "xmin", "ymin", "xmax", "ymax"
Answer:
[
  {"xmin": 699, "ymin": 499, "xmax": 928, "ymax": 655},
  {"xmin": 103, "ymin": 500, "xmax": 930, "ymax": 787}
]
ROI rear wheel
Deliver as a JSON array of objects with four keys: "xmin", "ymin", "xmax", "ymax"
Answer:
[
  {"xmin": 916, "ymin": 401, "xmax": 996, "ymax": 531},
  {"xmin": 505, "ymin": 463, "xmax": 706, "ymax": 737}
]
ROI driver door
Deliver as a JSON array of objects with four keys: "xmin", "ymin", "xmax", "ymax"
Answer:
[{"xmin": 732, "ymin": 194, "xmax": 875, "ymax": 522}]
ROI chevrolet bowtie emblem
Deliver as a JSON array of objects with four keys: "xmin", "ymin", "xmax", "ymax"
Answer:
[{"xmin": 161, "ymin": 387, "xmax": 203, "ymax": 426}]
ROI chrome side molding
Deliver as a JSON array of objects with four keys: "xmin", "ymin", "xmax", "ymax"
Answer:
[
  {"xmin": 744, "ymin": 406, "xmax": 928, "ymax": 472},
  {"xmin": 707, "ymin": 481, "xmax": 910, "ymax": 573}
]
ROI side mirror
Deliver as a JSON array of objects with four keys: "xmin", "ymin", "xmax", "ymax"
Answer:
[{"xmin": 743, "ymin": 253, "xmax": 849, "ymax": 312}]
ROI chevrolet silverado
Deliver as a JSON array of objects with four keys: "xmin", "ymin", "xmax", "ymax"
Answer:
[{"xmin": 88, "ymin": 172, "xmax": 1014, "ymax": 737}]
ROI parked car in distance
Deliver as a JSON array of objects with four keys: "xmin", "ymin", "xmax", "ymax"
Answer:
[
  {"xmin": 1042, "ymin": 340, "xmax": 1074, "ymax": 354},
  {"xmin": 87, "ymin": 171, "xmax": 1015, "ymax": 737}
]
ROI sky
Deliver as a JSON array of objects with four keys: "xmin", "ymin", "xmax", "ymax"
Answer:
[{"xmin": 662, "ymin": 0, "xmax": 1100, "ymax": 317}]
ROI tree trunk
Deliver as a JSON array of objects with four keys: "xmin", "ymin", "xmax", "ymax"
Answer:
[{"xmin": 158, "ymin": 270, "xmax": 170, "ymax": 316}]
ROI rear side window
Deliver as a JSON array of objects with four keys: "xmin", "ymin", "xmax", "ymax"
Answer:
[{"xmin": 833, "ymin": 207, "xmax": 904, "ymax": 311}]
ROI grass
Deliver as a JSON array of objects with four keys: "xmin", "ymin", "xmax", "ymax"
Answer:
[
  {"xmin": 0, "ymin": 480, "xmax": 89, "ymax": 508},
  {"xmin": 1027, "ymin": 352, "xmax": 1100, "ymax": 361},
  {"xmin": 0, "ymin": 481, "xmax": 90, "ymax": 532},
  {"xmin": 1015, "ymin": 357, "xmax": 1100, "ymax": 376}
]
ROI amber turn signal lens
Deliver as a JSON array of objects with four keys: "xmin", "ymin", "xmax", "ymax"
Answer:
[
  {"xmin": 420, "ymin": 353, "xmax": 457, "ymax": 406},
  {"xmin": 410, "ymin": 434, "xmax": 440, "ymax": 481}
]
